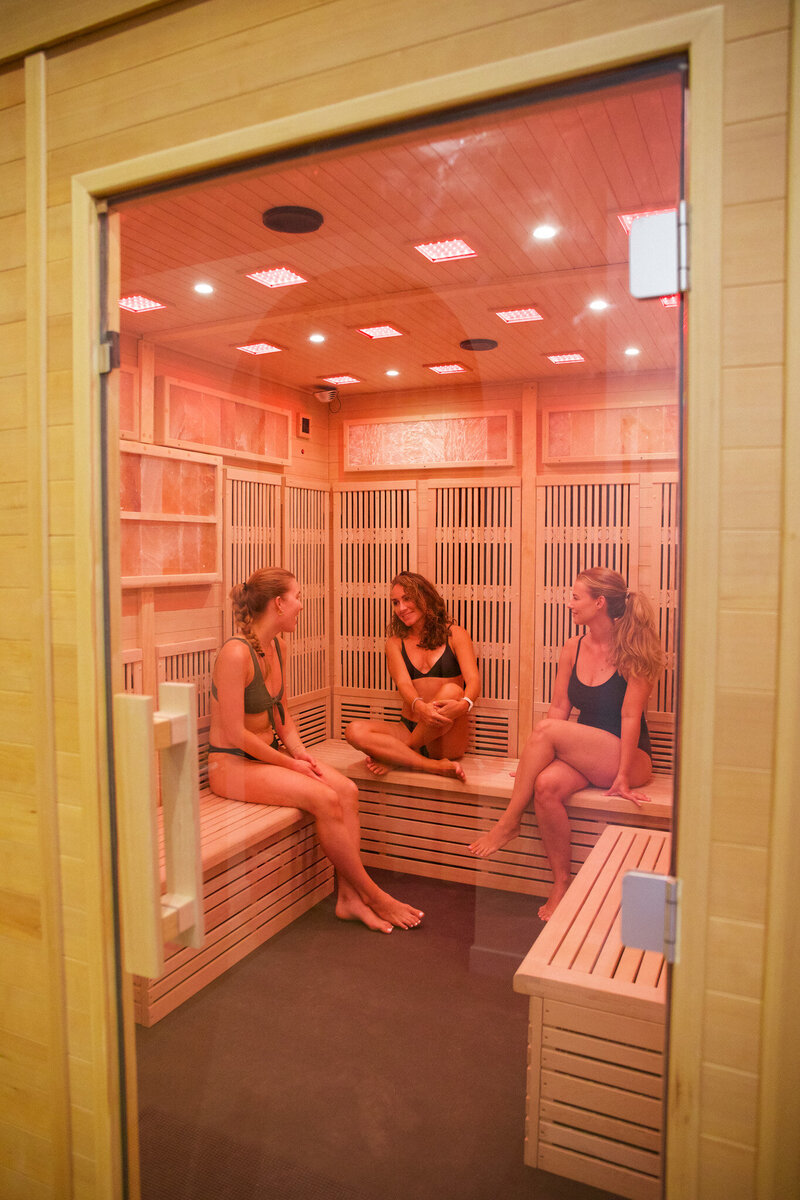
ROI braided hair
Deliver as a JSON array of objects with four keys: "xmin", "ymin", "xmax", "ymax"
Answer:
[{"xmin": 230, "ymin": 567, "xmax": 295, "ymax": 655}]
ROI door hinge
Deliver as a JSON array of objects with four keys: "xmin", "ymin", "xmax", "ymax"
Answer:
[
  {"xmin": 621, "ymin": 870, "xmax": 680, "ymax": 964},
  {"xmin": 628, "ymin": 200, "xmax": 689, "ymax": 300},
  {"xmin": 97, "ymin": 330, "xmax": 121, "ymax": 375}
]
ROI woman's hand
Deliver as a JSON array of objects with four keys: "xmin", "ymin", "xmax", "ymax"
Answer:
[
  {"xmin": 604, "ymin": 776, "xmax": 652, "ymax": 808},
  {"xmin": 430, "ymin": 697, "xmax": 470, "ymax": 723},
  {"xmin": 413, "ymin": 699, "xmax": 450, "ymax": 729},
  {"xmin": 287, "ymin": 757, "xmax": 322, "ymax": 779}
]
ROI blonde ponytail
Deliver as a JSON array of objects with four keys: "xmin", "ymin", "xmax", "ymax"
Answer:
[{"xmin": 576, "ymin": 567, "xmax": 665, "ymax": 683}]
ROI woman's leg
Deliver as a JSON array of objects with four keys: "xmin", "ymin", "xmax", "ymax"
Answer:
[
  {"xmin": 420, "ymin": 682, "xmax": 470, "ymax": 762},
  {"xmin": 208, "ymin": 756, "xmax": 423, "ymax": 931},
  {"xmin": 531, "ymin": 760, "xmax": 588, "ymax": 921},
  {"xmin": 469, "ymin": 718, "xmax": 649, "ymax": 858},
  {"xmin": 346, "ymin": 712, "xmax": 465, "ymax": 779}
]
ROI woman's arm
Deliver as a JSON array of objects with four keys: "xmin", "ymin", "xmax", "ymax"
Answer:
[
  {"xmin": 384, "ymin": 637, "xmax": 449, "ymax": 728},
  {"xmin": 606, "ymin": 674, "xmax": 652, "ymax": 796},
  {"xmin": 430, "ymin": 624, "xmax": 480, "ymax": 722},
  {"xmin": 547, "ymin": 638, "xmax": 576, "ymax": 720},
  {"xmin": 272, "ymin": 638, "xmax": 322, "ymax": 773}
]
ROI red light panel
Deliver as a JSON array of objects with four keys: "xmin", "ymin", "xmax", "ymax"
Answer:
[
  {"xmin": 414, "ymin": 239, "xmax": 476, "ymax": 262},
  {"xmin": 426, "ymin": 362, "xmax": 467, "ymax": 374},
  {"xmin": 236, "ymin": 342, "xmax": 282, "ymax": 355},
  {"xmin": 246, "ymin": 267, "xmax": 307, "ymax": 288},
  {"xmin": 119, "ymin": 295, "xmax": 165, "ymax": 312},
  {"xmin": 660, "ymin": 295, "xmax": 679, "ymax": 308},
  {"xmin": 547, "ymin": 353, "xmax": 585, "ymax": 364},
  {"xmin": 323, "ymin": 375, "xmax": 361, "ymax": 385},
  {"xmin": 358, "ymin": 325, "xmax": 402, "ymax": 339},
  {"xmin": 495, "ymin": 307, "xmax": 543, "ymax": 323}
]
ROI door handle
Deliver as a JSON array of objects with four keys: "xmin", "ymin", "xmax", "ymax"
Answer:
[{"xmin": 113, "ymin": 682, "xmax": 204, "ymax": 978}]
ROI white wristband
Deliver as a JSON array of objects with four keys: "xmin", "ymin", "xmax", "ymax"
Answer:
[
  {"xmin": 411, "ymin": 696, "xmax": 422, "ymax": 712},
  {"xmin": 464, "ymin": 696, "xmax": 474, "ymax": 712}
]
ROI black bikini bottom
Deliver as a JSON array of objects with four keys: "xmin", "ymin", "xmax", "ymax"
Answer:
[
  {"xmin": 208, "ymin": 737, "xmax": 281, "ymax": 762},
  {"xmin": 400, "ymin": 716, "xmax": 430, "ymax": 758}
]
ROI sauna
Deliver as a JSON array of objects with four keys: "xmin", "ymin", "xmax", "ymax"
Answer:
[{"xmin": 109, "ymin": 61, "xmax": 683, "ymax": 1199}]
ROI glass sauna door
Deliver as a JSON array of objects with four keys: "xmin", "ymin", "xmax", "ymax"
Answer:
[{"xmin": 106, "ymin": 57, "xmax": 685, "ymax": 1200}]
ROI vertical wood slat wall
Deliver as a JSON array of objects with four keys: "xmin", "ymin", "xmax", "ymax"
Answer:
[{"xmin": 0, "ymin": 3, "xmax": 793, "ymax": 1198}]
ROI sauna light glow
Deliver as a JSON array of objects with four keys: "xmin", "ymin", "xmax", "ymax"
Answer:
[
  {"xmin": 386, "ymin": 370, "xmax": 400, "ymax": 377},
  {"xmin": 625, "ymin": 347, "xmax": 641, "ymax": 356},
  {"xmin": 119, "ymin": 294, "xmax": 165, "ymax": 312},
  {"xmin": 414, "ymin": 239, "xmax": 476, "ymax": 262},
  {"xmin": 358, "ymin": 325, "xmax": 402, "ymax": 339},
  {"xmin": 547, "ymin": 353, "xmax": 584, "ymax": 364},
  {"xmin": 323, "ymin": 374, "xmax": 361, "ymax": 385},
  {"xmin": 246, "ymin": 267, "xmax": 307, "ymax": 287},
  {"xmin": 617, "ymin": 208, "xmax": 675, "ymax": 234},
  {"xmin": 426, "ymin": 362, "xmax": 466, "ymax": 374},
  {"xmin": 589, "ymin": 298, "xmax": 609, "ymax": 311},
  {"xmin": 495, "ymin": 307, "xmax": 543, "ymax": 323},
  {"xmin": 236, "ymin": 342, "xmax": 282, "ymax": 355},
  {"xmin": 194, "ymin": 282, "xmax": 214, "ymax": 294},
  {"xmin": 660, "ymin": 295, "xmax": 679, "ymax": 308},
  {"xmin": 533, "ymin": 225, "xmax": 557, "ymax": 240},
  {"xmin": 309, "ymin": 333, "xmax": 326, "ymax": 343}
]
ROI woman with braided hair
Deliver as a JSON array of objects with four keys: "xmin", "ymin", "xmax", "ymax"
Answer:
[
  {"xmin": 208, "ymin": 567, "xmax": 423, "ymax": 933},
  {"xmin": 469, "ymin": 567, "xmax": 664, "ymax": 921}
]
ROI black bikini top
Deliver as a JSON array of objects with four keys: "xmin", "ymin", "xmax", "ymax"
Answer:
[
  {"xmin": 212, "ymin": 636, "xmax": 285, "ymax": 723},
  {"xmin": 401, "ymin": 638, "xmax": 461, "ymax": 680}
]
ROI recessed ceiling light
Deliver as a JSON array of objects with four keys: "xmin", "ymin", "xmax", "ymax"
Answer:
[
  {"xmin": 119, "ymin": 295, "xmax": 165, "ymax": 312},
  {"xmin": 262, "ymin": 205, "xmax": 323, "ymax": 233},
  {"xmin": 236, "ymin": 342, "xmax": 283, "ymax": 355},
  {"xmin": 589, "ymin": 298, "xmax": 609, "ymax": 311},
  {"xmin": 358, "ymin": 324, "xmax": 402, "ymax": 339},
  {"xmin": 414, "ymin": 239, "xmax": 476, "ymax": 263},
  {"xmin": 309, "ymin": 333, "xmax": 326, "ymax": 343},
  {"xmin": 426, "ymin": 362, "xmax": 467, "ymax": 374},
  {"xmin": 194, "ymin": 282, "xmax": 214, "ymax": 295},
  {"xmin": 496, "ymin": 307, "xmax": 543, "ymax": 323},
  {"xmin": 323, "ymin": 374, "xmax": 361, "ymax": 385},
  {"xmin": 547, "ymin": 353, "xmax": 585, "ymax": 364},
  {"xmin": 625, "ymin": 347, "xmax": 641, "ymax": 357},
  {"xmin": 660, "ymin": 295, "xmax": 679, "ymax": 308},
  {"xmin": 386, "ymin": 370, "xmax": 400, "ymax": 377},
  {"xmin": 618, "ymin": 208, "xmax": 676, "ymax": 234},
  {"xmin": 533, "ymin": 225, "xmax": 557, "ymax": 240},
  {"xmin": 246, "ymin": 267, "xmax": 307, "ymax": 288}
]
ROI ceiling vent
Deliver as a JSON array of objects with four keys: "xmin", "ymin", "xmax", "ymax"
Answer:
[{"xmin": 263, "ymin": 205, "xmax": 324, "ymax": 233}]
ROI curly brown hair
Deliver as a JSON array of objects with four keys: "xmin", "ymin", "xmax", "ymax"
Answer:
[
  {"xmin": 388, "ymin": 572, "xmax": 453, "ymax": 650},
  {"xmin": 230, "ymin": 567, "xmax": 295, "ymax": 655}
]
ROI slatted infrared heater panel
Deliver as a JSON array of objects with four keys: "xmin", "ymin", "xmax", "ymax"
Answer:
[
  {"xmin": 122, "ymin": 649, "xmax": 143, "ymax": 694},
  {"xmin": 223, "ymin": 468, "xmax": 281, "ymax": 638},
  {"xmin": 534, "ymin": 479, "xmax": 639, "ymax": 714},
  {"xmin": 283, "ymin": 483, "xmax": 329, "ymax": 700},
  {"xmin": 334, "ymin": 485, "xmax": 417, "ymax": 694},
  {"xmin": 648, "ymin": 478, "xmax": 680, "ymax": 719}
]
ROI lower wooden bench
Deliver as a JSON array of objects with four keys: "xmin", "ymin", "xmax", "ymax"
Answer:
[
  {"xmin": 513, "ymin": 824, "xmax": 669, "ymax": 1200},
  {"xmin": 313, "ymin": 739, "xmax": 672, "ymax": 898},
  {"xmin": 133, "ymin": 791, "xmax": 334, "ymax": 1026}
]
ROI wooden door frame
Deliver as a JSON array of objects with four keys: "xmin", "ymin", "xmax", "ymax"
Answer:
[{"xmin": 71, "ymin": 8, "xmax": 724, "ymax": 1196}]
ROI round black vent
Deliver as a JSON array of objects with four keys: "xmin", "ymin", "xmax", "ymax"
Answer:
[
  {"xmin": 460, "ymin": 338, "xmax": 498, "ymax": 352},
  {"xmin": 262, "ymin": 205, "xmax": 324, "ymax": 233}
]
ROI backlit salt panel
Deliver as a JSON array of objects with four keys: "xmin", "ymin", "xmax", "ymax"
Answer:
[
  {"xmin": 344, "ymin": 413, "xmax": 512, "ymax": 471},
  {"xmin": 542, "ymin": 403, "xmax": 680, "ymax": 464}
]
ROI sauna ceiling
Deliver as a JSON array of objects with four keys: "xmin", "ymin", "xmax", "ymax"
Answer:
[{"xmin": 116, "ymin": 69, "xmax": 683, "ymax": 397}]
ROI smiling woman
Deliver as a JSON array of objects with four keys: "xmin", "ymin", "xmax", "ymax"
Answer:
[{"xmin": 345, "ymin": 572, "xmax": 481, "ymax": 778}]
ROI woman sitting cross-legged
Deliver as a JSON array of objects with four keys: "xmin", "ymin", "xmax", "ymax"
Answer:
[
  {"xmin": 469, "ymin": 567, "xmax": 664, "ymax": 921},
  {"xmin": 345, "ymin": 572, "xmax": 480, "ymax": 781},
  {"xmin": 208, "ymin": 567, "xmax": 423, "ymax": 934}
]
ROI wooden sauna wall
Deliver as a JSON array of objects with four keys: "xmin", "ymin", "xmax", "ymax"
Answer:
[
  {"xmin": 117, "ymin": 332, "xmax": 332, "ymax": 740},
  {"xmin": 0, "ymin": 3, "xmax": 791, "ymax": 1199},
  {"xmin": 329, "ymin": 373, "xmax": 679, "ymax": 758}
]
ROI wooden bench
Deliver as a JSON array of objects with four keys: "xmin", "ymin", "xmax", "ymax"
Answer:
[
  {"xmin": 312, "ymin": 739, "xmax": 672, "ymax": 898},
  {"xmin": 133, "ymin": 751, "xmax": 334, "ymax": 1026},
  {"xmin": 513, "ymin": 825, "xmax": 669, "ymax": 1200}
]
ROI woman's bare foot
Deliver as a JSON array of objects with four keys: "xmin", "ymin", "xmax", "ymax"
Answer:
[
  {"xmin": 430, "ymin": 758, "xmax": 466, "ymax": 782},
  {"xmin": 335, "ymin": 892, "xmax": 394, "ymax": 934},
  {"xmin": 469, "ymin": 820, "xmax": 521, "ymax": 857},
  {"xmin": 368, "ymin": 890, "xmax": 424, "ymax": 930},
  {"xmin": 364, "ymin": 756, "xmax": 392, "ymax": 777},
  {"xmin": 537, "ymin": 880, "xmax": 569, "ymax": 921}
]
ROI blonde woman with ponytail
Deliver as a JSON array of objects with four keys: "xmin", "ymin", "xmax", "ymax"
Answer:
[
  {"xmin": 470, "ymin": 567, "xmax": 664, "ymax": 921},
  {"xmin": 209, "ymin": 567, "xmax": 423, "ymax": 933}
]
